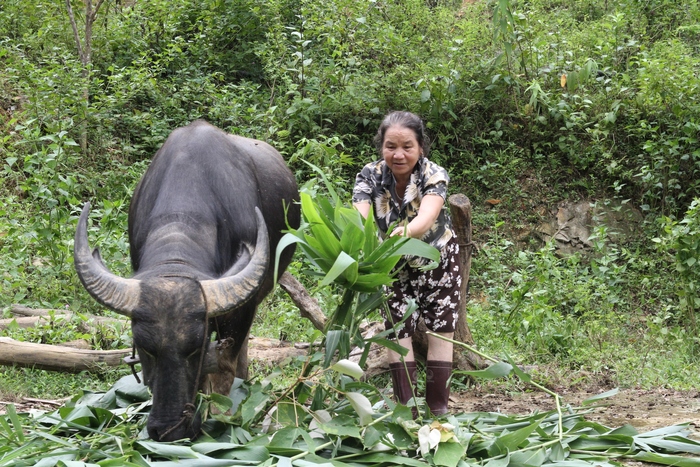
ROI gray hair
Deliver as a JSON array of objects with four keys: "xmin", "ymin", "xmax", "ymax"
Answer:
[{"xmin": 373, "ymin": 111, "xmax": 431, "ymax": 157}]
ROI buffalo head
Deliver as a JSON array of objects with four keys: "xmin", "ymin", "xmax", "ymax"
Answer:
[{"xmin": 73, "ymin": 202, "xmax": 269, "ymax": 440}]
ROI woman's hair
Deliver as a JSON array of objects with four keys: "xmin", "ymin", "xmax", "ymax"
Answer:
[{"xmin": 373, "ymin": 111, "xmax": 431, "ymax": 157}]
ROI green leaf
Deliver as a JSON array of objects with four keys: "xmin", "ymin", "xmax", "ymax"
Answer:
[
  {"xmin": 331, "ymin": 359, "xmax": 364, "ymax": 379},
  {"xmin": 317, "ymin": 415, "xmax": 362, "ymax": 438},
  {"xmin": 582, "ymin": 388, "xmax": 619, "ymax": 405},
  {"xmin": 324, "ymin": 330, "xmax": 345, "ymax": 367},
  {"xmin": 274, "ymin": 233, "xmax": 306, "ymax": 281},
  {"xmin": 136, "ymin": 441, "xmax": 199, "ymax": 458},
  {"xmin": 241, "ymin": 383, "xmax": 269, "ymax": 427},
  {"xmin": 483, "ymin": 453, "xmax": 511, "ymax": 467},
  {"xmin": 635, "ymin": 435, "xmax": 700, "ymax": 454},
  {"xmin": 366, "ymin": 337, "xmax": 410, "ymax": 356},
  {"xmin": 633, "ymin": 452, "xmax": 700, "ymax": 467},
  {"xmin": 504, "ymin": 354, "xmax": 532, "ymax": 383},
  {"xmin": 319, "ymin": 251, "xmax": 358, "ymax": 287},
  {"xmin": 339, "ymin": 221, "xmax": 364, "ymax": 259},
  {"xmin": 487, "ymin": 419, "xmax": 543, "ymax": 456},
  {"xmin": 209, "ymin": 393, "xmax": 233, "ymax": 413},
  {"xmin": 350, "ymin": 273, "xmax": 395, "ymax": 291},
  {"xmin": 459, "ymin": 361, "xmax": 513, "ymax": 380},
  {"xmin": 392, "ymin": 238, "xmax": 440, "ymax": 264},
  {"xmin": 567, "ymin": 434, "xmax": 634, "ymax": 452},
  {"xmin": 352, "ymin": 452, "xmax": 429, "ymax": 466},
  {"xmin": 301, "ymin": 193, "xmax": 342, "ymax": 260},
  {"xmin": 345, "ymin": 392, "xmax": 374, "ymax": 426},
  {"xmin": 433, "ymin": 441, "xmax": 467, "ymax": 467},
  {"xmin": 3, "ymin": 405, "xmax": 25, "ymax": 443},
  {"xmin": 509, "ymin": 447, "xmax": 547, "ymax": 467},
  {"xmin": 354, "ymin": 291, "xmax": 387, "ymax": 316}
]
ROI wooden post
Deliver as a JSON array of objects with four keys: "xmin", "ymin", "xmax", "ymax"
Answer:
[{"xmin": 412, "ymin": 194, "xmax": 485, "ymax": 371}]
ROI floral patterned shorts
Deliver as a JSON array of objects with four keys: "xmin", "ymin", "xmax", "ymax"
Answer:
[{"xmin": 384, "ymin": 237, "xmax": 462, "ymax": 339}]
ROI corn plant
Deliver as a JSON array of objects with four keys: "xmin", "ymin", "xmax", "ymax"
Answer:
[{"xmin": 275, "ymin": 164, "xmax": 439, "ymax": 368}]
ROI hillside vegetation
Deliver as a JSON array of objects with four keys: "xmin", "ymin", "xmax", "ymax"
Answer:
[{"xmin": 1, "ymin": 0, "xmax": 699, "ymax": 396}]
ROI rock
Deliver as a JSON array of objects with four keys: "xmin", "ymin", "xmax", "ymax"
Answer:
[{"xmin": 533, "ymin": 199, "xmax": 643, "ymax": 257}]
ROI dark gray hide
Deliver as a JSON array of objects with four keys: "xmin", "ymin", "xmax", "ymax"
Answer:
[{"xmin": 74, "ymin": 120, "xmax": 300, "ymax": 441}]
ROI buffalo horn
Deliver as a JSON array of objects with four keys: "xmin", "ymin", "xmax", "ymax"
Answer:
[
  {"xmin": 201, "ymin": 207, "xmax": 269, "ymax": 317},
  {"xmin": 74, "ymin": 202, "xmax": 141, "ymax": 317}
]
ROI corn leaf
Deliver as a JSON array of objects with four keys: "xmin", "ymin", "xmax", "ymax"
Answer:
[
  {"xmin": 345, "ymin": 392, "xmax": 374, "ymax": 426},
  {"xmin": 632, "ymin": 452, "xmax": 700, "ymax": 467},
  {"xmin": 319, "ymin": 251, "xmax": 358, "ymax": 287},
  {"xmin": 459, "ymin": 361, "xmax": 513, "ymax": 380},
  {"xmin": 581, "ymin": 388, "xmax": 619, "ymax": 406},
  {"xmin": 338, "ymin": 221, "xmax": 364, "ymax": 260}
]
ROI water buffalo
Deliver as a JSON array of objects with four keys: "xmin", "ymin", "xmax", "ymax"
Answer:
[{"xmin": 74, "ymin": 120, "xmax": 300, "ymax": 441}]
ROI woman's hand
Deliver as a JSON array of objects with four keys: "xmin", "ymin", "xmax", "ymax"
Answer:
[
  {"xmin": 390, "ymin": 225, "xmax": 412, "ymax": 237},
  {"xmin": 392, "ymin": 194, "xmax": 443, "ymax": 239}
]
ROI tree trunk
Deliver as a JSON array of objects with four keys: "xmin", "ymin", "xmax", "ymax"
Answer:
[{"xmin": 65, "ymin": 0, "xmax": 106, "ymax": 153}]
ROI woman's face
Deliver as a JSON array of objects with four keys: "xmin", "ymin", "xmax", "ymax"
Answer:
[{"xmin": 382, "ymin": 125, "xmax": 422, "ymax": 181}]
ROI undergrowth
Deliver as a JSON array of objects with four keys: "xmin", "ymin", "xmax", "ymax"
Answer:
[{"xmin": 1, "ymin": 0, "xmax": 699, "ymax": 400}]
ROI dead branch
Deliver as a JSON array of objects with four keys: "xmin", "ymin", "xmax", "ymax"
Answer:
[{"xmin": 278, "ymin": 272, "xmax": 327, "ymax": 331}]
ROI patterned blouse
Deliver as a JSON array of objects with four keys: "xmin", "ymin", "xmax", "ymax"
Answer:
[{"xmin": 352, "ymin": 157, "xmax": 455, "ymax": 267}]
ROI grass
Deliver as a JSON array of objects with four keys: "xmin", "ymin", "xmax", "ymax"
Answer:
[
  {"xmin": 3, "ymin": 187, "xmax": 699, "ymax": 403},
  {"xmin": 0, "ymin": 366, "xmax": 130, "ymax": 402}
]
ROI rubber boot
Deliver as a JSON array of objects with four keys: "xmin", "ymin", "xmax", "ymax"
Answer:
[
  {"xmin": 426, "ymin": 360, "xmax": 452, "ymax": 416},
  {"xmin": 389, "ymin": 361, "xmax": 418, "ymax": 416}
]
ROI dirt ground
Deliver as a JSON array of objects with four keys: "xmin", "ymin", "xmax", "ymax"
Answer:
[{"xmin": 451, "ymin": 386, "xmax": 700, "ymax": 438}]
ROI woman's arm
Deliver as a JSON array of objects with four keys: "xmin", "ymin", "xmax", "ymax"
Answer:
[
  {"xmin": 353, "ymin": 202, "xmax": 371, "ymax": 219},
  {"xmin": 390, "ymin": 194, "xmax": 444, "ymax": 238}
]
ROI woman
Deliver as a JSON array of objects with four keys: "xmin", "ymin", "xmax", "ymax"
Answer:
[{"xmin": 352, "ymin": 111, "xmax": 462, "ymax": 415}]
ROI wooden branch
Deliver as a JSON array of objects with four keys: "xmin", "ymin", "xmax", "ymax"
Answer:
[
  {"xmin": 278, "ymin": 272, "xmax": 327, "ymax": 331},
  {"xmin": 0, "ymin": 336, "xmax": 306, "ymax": 374},
  {"xmin": 65, "ymin": 0, "xmax": 85, "ymax": 64},
  {"xmin": 448, "ymin": 193, "xmax": 475, "ymax": 345},
  {"xmin": 92, "ymin": 0, "xmax": 108, "ymax": 22},
  {"xmin": 0, "ymin": 337, "xmax": 130, "ymax": 372},
  {"xmin": 448, "ymin": 193, "xmax": 486, "ymax": 370}
]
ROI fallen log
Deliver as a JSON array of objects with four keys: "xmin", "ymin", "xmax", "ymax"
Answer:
[
  {"xmin": 0, "ymin": 315, "xmax": 71, "ymax": 330},
  {"xmin": 0, "ymin": 337, "xmax": 131, "ymax": 372},
  {"xmin": 0, "ymin": 336, "xmax": 307, "ymax": 374},
  {"xmin": 10, "ymin": 305, "xmax": 57, "ymax": 317},
  {"xmin": 6, "ymin": 305, "xmax": 129, "ymax": 330}
]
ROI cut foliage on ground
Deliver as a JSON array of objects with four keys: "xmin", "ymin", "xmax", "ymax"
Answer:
[{"xmin": 1, "ymin": 364, "xmax": 699, "ymax": 466}]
